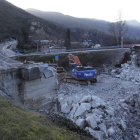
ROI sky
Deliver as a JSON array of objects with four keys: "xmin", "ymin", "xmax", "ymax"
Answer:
[{"xmin": 6, "ymin": 0, "xmax": 140, "ymax": 22}]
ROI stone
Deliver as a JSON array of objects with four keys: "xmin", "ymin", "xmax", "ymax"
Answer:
[
  {"xmin": 91, "ymin": 95, "xmax": 99, "ymax": 101},
  {"xmin": 88, "ymin": 127, "xmax": 103, "ymax": 140},
  {"xmin": 75, "ymin": 118, "xmax": 85, "ymax": 128},
  {"xmin": 111, "ymin": 69, "xmax": 116, "ymax": 73},
  {"xmin": 73, "ymin": 96, "xmax": 82, "ymax": 104},
  {"xmin": 116, "ymin": 68, "xmax": 122, "ymax": 74},
  {"xmin": 92, "ymin": 108, "xmax": 103, "ymax": 115},
  {"xmin": 115, "ymin": 75, "xmax": 120, "ymax": 78},
  {"xmin": 85, "ymin": 113, "xmax": 92, "ymax": 118},
  {"xmin": 21, "ymin": 67, "xmax": 42, "ymax": 80},
  {"xmin": 124, "ymin": 63, "xmax": 129, "ymax": 69},
  {"xmin": 58, "ymin": 97, "xmax": 67, "ymax": 107},
  {"xmin": 43, "ymin": 67, "xmax": 54, "ymax": 78},
  {"xmin": 57, "ymin": 94, "xmax": 65, "ymax": 99},
  {"xmin": 74, "ymin": 103, "xmax": 91, "ymax": 117},
  {"xmin": 98, "ymin": 123, "xmax": 107, "ymax": 134},
  {"xmin": 86, "ymin": 114, "xmax": 97, "ymax": 129},
  {"xmin": 94, "ymin": 114, "xmax": 103, "ymax": 124},
  {"xmin": 61, "ymin": 102, "xmax": 71, "ymax": 114},
  {"xmin": 121, "ymin": 64, "xmax": 124, "ymax": 67},
  {"xmin": 69, "ymin": 103, "xmax": 79, "ymax": 118},
  {"xmin": 120, "ymin": 99, "xmax": 125, "ymax": 103},
  {"xmin": 120, "ymin": 103, "xmax": 129, "ymax": 110},
  {"xmin": 79, "ymin": 95, "xmax": 91, "ymax": 103},
  {"xmin": 91, "ymin": 98, "xmax": 106, "ymax": 108},
  {"xmin": 120, "ymin": 119, "xmax": 126, "ymax": 130},
  {"xmin": 131, "ymin": 79, "xmax": 136, "ymax": 82},
  {"xmin": 107, "ymin": 127, "xmax": 115, "ymax": 136},
  {"xmin": 67, "ymin": 96, "xmax": 74, "ymax": 105},
  {"xmin": 105, "ymin": 109, "xmax": 114, "ymax": 117}
]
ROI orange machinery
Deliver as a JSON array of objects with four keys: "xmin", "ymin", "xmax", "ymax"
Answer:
[{"xmin": 68, "ymin": 54, "xmax": 82, "ymax": 66}]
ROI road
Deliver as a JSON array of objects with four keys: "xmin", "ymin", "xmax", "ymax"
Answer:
[{"xmin": 0, "ymin": 41, "xmax": 22, "ymax": 69}]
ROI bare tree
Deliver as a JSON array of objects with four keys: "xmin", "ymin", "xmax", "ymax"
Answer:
[{"xmin": 109, "ymin": 11, "xmax": 128, "ymax": 45}]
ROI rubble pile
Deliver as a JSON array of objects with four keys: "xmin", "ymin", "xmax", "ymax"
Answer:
[
  {"xmin": 111, "ymin": 53, "xmax": 140, "ymax": 83},
  {"xmin": 114, "ymin": 92, "xmax": 140, "ymax": 140},
  {"xmin": 53, "ymin": 50, "xmax": 140, "ymax": 139},
  {"xmin": 56, "ymin": 84, "xmax": 140, "ymax": 140},
  {"xmin": 56, "ymin": 90, "xmax": 114, "ymax": 139}
]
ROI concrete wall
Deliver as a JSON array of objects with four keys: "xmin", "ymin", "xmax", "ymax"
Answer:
[
  {"xmin": 18, "ymin": 48, "xmax": 131, "ymax": 69},
  {"xmin": 0, "ymin": 64, "xmax": 58, "ymax": 110}
]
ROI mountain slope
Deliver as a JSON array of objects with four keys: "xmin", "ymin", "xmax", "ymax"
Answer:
[
  {"xmin": 26, "ymin": 8, "xmax": 140, "ymax": 39},
  {"xmin": 26, "ymin": 8, "xmax": 109, "ymax": 30},
  {"xmin": 0, "ymin": 0, "xmax": 80, "ymax": 43},
  {"xmin": 127, "ymin": 20, "xmax": 140, "ymax": 27}
]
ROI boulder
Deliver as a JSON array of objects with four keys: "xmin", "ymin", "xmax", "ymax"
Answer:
[
  {"xmin": 67, "ymin": 96, "xmax": 74, "ymax": 105},
  {"xmin": 75, "ymin": 118, "xmax": 85, "ymax": 129},
  {"xmin": 105, "ymin": 109, "xmax": 114, "ymax": 117},
  {"xmin": 98, "ymin": 123, "xmax": 107, "ymax": 134},
  {"xmin": 86, "ymin": 114, "xmax": 97, "ymax": 129},
  {"xmin": 61, "ymin": 102, "xmax": 71, "ymax": 114},
  {"xmin": 92, "ymin": 108, "xmax": 104, "ymax": 115},
  {"xmin": 120, "ymin": 103, "xmax": 129, "ymax": 111},
  {"xmin": 79, "ymin": 95, "xmax": 91, "ymax": 103},
  {"xmin": 73, "ymin": 95, "xmax": 82, "ymax": 104},
  {"xmin": 91, "ymin": 95, "xmax": 99, "ymax": 101},
  {"xmin": 21, "ymin": 67, "xmax": 42, "ymax": 80},
  {"xmin": 74, "ymin": 103, "xmax": 91, "ymax": 118},
  {"xmin": 115, "ymin": 75, "xmax": 120, "ymax": 78},
  {"xmin": 85, "ymin": 113, "xmax": 92, "ymax": 118},
  {"xmin": 111, "ymin": 69, "xmax": 116, "ymax": 73},
  {"xmin": 69, "ymin": 103, "xmax": 79, "ymax": 120},
  {"xmin": 119, "ymin": 119, "xmax": 126, "ymax": 130},
  {"xmin": 91, "ymin": 98, "xmax": 106, "ymax": 108},
  {"xmin": 94, "ymin": 114, "xmax": 103, "ymax": 124},
  {"xmin": 88, "ymin": 127, "xmax": 103, "ymax": 140},
  {"xmin": 107, "ymin": 127, "xmax": 115, "ymax": 136}
]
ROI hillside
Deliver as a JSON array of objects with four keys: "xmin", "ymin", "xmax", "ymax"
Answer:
[
  {"xmin": 0, "ymin": 95, "xmax": 90, "ymax": 140},
  {"xmin": 26, "ymin": 9, "xmax": 116, "ymax": 46},
  {"xmin": 26, "ymin": 8, "xmax": 140, "ymax": 39},
  {"xmin": 26, "ymin": 9, "xmax": 109, "ymax": 30},
  {"xmin": 0, "ymin": 0, "xmax": 81, "ymax": 44}
]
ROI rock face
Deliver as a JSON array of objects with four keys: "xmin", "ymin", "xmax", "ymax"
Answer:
[
  {"xmin": 21, "ymin": 67, "xmax": 42, "ymax": 80},
  {"xmin": 0, "ymin": 63, "xmax": 58, "ymax": 111}
]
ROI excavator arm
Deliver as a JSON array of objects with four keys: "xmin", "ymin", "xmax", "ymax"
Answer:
[{"xmin": 68, "ymin": 54, "xmax": 82, "ymax": 66}]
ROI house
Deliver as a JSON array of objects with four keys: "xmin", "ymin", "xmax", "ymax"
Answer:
[
  {"xmin": 31, "ymin": 40, "xmax": 53, "ymax": 52},
  {"xmin": 39, "ymin": 40, "xmax": 53, "ymax": 52}
]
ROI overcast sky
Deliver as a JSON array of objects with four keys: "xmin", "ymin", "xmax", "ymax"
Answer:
[{"xmin": 6, "ymin": 0, "xmax": 140, "ymax": 22}]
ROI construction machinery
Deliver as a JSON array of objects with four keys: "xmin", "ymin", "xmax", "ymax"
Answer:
[{"xmin": 65, "ymin": 54, "xmax": 97, "ymax": 85}]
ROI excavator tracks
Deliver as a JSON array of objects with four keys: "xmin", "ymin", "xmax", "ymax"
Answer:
[{"xmin": 64, "ymin": 77, "xmax": 91, "ymax": 85}]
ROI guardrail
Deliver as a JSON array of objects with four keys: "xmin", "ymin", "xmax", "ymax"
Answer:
[{"xmin": 65, "ymin": 45, "xmax": 136, "ymax": 52}]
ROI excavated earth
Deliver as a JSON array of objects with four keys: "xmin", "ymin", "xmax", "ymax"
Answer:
[{"xmin": 53, "ymin": 51, "xmax": 140, "ymax": 140}]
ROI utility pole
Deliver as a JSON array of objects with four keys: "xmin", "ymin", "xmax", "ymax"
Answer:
[{"xmin": 121, "ymin": 37, "xmax": 123, "ymax": 48}]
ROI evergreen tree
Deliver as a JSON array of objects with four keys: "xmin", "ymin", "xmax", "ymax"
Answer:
[{"xmin": 64, "ymin": 29, "xmax": 71, "ymax": 50}]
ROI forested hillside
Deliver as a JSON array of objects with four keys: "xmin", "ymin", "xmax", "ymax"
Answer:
[
  {"xmin": 27, "ymin": 8, "xmax": 140, "ymax": 40},
  {"xmin": 0, "ymin": 0, "xmax": 81, "ymax": 45}
]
